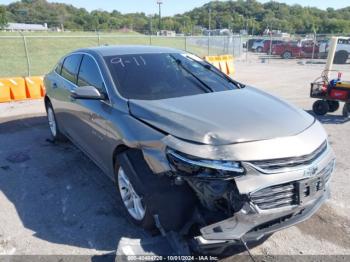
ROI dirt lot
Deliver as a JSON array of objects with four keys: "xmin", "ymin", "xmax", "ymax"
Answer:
[{"xmin": 0, "ymin": 54, "xmax": 349, "ymax": 260}]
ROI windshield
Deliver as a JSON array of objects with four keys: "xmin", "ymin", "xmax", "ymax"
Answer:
[{"xmin": 104, "ymin": 53, "xmax": 238, "ymax": 100}]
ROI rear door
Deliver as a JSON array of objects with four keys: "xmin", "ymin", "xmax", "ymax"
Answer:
[{"xmin": 52, "ymin": 54, "xmax": 83, "ymax": 133}]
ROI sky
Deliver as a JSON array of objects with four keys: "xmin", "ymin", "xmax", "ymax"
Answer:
[{"xmin": 0, "ymin": 0, "xmax": 349, "ymax": 16}]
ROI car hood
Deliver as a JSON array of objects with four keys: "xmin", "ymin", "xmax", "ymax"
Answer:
[{"xmin": 129, "ymin": 87, "xmax": 315, "ymax": 145}]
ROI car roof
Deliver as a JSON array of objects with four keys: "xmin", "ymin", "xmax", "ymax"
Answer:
[{"xmin": 76, "ymin": 45, "xmax": 183, "ymax": 57}]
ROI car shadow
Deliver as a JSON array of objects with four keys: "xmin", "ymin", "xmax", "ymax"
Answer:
[
  {"xmin": 0, "ymin": 115, "xmax": 270, "ymax": 259},
  {"xmin": 0, "ymin": 115, "xmax": 170, "ymax": 256},
  {"xmin": 306, "ymin": 110, "xmax": 350, "ymax": 124}
]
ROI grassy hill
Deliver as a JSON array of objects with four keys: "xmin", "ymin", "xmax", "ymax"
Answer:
[{"xmin": 1, "ymin": 0, "xmax": 350, "ymax": 34}]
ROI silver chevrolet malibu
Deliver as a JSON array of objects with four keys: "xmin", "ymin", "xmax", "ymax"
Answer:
[{"xmin": 44, "ymin": 45, "xmax": 335, "ymax": 254}]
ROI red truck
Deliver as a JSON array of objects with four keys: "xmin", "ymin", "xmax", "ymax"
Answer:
[
  {"xmin": 262, "ymin": 40, "xmax": 285, "ymax": 53},
  {"xmin": 272, "ymin": 40, "xmax": 319, "ymax": 59}
]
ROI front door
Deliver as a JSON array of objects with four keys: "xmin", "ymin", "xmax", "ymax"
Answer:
[{"xmin": 68, "ymin": 54, "xmax": 111, "ymax": 172}]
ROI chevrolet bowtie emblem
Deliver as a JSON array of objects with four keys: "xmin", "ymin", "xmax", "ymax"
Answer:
[{"xmin": 304, "ymin": 166, "xmax": 319, "ymax": 178}]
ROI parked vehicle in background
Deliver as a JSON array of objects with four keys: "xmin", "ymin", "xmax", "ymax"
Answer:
[
  {"xmin": 318, "ymin": 39, "xmax": 330, "ymax": 59},
  {"xmin": 247, "ymin": 38, "xmax": 262, "ymax": 51},
  {"xmin": 263, "ymin": 40, "xmax": 285, "ymax": 53},
  {"xmin": 251, "ymin": 39, "xmax": 265, "ymax": 52},
  {"xmin": 272, "ymin": 39, "xmax": 319, "ymax": 59},
  {"xmin": 330, "ymin": 37, "xmax": 350, "ymax": 64}
]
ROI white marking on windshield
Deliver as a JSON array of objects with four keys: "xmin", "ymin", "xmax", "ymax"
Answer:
[
  {"xmin": 111, "ymin": 57, "xmax": 125, "ymax": 67},
  {"xmin": 133, "ymin": 57, "xmax": 140, "ymax": 66},
  {"xmin": 139, "ymin": 56, "xmax": 146, "ymax": 65},
  {"xmin": 111, "ymin": 56, "xmax": 147, "ymax": 67}
]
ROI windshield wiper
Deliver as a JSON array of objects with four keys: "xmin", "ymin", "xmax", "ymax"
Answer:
[
  {"xmin": 170, "ymin": 55, "xmax": 214, "ymax": 93},
  {"xmin": 185, "ymin": 55, "xmax": 245, "ymax": 89}
]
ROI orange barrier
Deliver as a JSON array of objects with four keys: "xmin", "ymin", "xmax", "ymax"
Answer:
[
  {"xmin": 25, "ymin": 76, "xmax": 45, "ymax": 99},
  {"xmin": 7, "ymin": 78, "xmax": 27, "ymax": 101},
  {"xmin": 0, "ymin": 80, "xmax": 11, "ymax": 103},
  {"xmin": 204, "ymin": 56, "xmax": 221, "ymax": 70},
  {"xmin": 218, "ymin": 58, "xmax": 228, "ymax": 74},
  {"xmin": 0, "ymin": 76, "xmax": 45, "ymax": 103},
  {"xmin": 204, "ymin": 55, "xmax": 235, "ymax": 76},
  {"xmin": 222, "ymin": 55, "xmax": 235, "ymax": 75}
]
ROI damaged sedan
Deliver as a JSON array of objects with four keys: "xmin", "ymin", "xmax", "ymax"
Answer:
[{"xmin": 44, "ymin": 45, "xmax": 335, "ymax": 254}]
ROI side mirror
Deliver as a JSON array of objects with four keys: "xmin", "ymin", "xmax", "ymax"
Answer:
[{"xmin": 71, "ymin": 86, "xmax": 106, "ymax": 100}]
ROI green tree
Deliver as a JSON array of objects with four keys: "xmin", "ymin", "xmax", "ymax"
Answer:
[
  {"xmin": 0, "ymin": 6, "xmax": 7, "ymax": 28},
  {"xmin": 2, "ymin": 0, "xmax": 350, "ymax": 34}
]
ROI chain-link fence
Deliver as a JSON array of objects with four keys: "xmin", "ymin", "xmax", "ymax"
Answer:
[
  {"xmin": 0, "ymin": 34, "xmax": 243, "ymax": 77},
  {"xmin": 242, "ymin": 34, "xmax": 350, "ymax": 64}
]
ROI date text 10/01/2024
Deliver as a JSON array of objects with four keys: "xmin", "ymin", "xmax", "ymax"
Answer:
[{"xmin": 126, "ymin": 255, "xmax": 219, "ymax": 261}]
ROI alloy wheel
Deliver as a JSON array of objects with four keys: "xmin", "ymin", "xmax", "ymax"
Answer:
[
  {"xmin": 117, "ymin": 167, "xmax": 146, "ymax": 221},
  {"xmin": 47, "ymin": 107, "xmax": 57, "ymax": 137}
]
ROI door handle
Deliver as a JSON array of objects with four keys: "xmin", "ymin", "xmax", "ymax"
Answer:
[{"xmin": 70, "ymin": 90, "xmax": 76, "ymax": 101}]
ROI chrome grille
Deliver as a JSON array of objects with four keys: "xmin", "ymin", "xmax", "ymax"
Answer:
[
  {"xmin": 250, "ymin": 182, "xmax": 297, "ymax": 210},
  {"xmin": 248, "ymin": 141, "xmax": 328, "ymax": 172},
  {"xmin": 251, "ymin": 159, "xmax": 334, "ymax": 210},
  {"xmin": 321, "ymin": 159, "xmax": 335, "ymax": 182}
]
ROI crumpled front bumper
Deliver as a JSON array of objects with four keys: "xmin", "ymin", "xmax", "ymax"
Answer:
[
  {"xmin": 194, "ymin": 146, "xmax": 335, "ymax": 247},
  {"xmin": 195, "ymin": 185, "xmax": 329, "ymax": 246}
]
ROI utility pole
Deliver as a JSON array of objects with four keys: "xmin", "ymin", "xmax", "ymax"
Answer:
[
  {"xmin": 208, "ymin": 4, "xmax": 211, "ymax": 56},
  {"xmin": 208, "ymin": 5, "xmax": 211, "ymax": 36},
  {"xmin": 149, "ymin": 14, "xmax": 153, "ymax": 35},
  {"xmin": 157, "ymin": 1, "xmax": 163, "ymax": 32}
]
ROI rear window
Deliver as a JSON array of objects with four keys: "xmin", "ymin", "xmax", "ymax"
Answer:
[
  {"xmin": 104, "ymin": 53, "xmax": 237, "ymax": 100},
  {"xmin": 338, "ymin": 39, "xmax": 350, "ymax": 45},
  {"xmin": 61, "ymin": 54, "xmax": 82, "ymax": 84}
]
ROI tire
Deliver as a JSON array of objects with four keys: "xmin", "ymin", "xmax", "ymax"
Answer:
[
  {"xmin": 333, "ymin": 50, "xmax": 348, "ymax": 64},
  {"xmin": 45, "ymin": 102, "xmax": 67, "ymax": 142},
  {"xmin": 115, "ymin": 149, "xmax": 197, "ymax": 233},
  {"xmin": 327, "ymin": 100, "xmax": 340, "ymax": 113},
  {"xmin": 115, "ymin": 163, "xmax": 155, "ymax": 230},
  {"xmin": 282, "ymin": 51, "xmax": 292, "ymax": 59},
  {"xmin": 342, "ymin": 103, "xmax": 350, "ymax": 118},
  {"xmin": 312, "ymin": 100, "xmax": 329, "ymax": 116},
  {"xmin": 256, "ymin": 46, "xmax": 263, "ymax": 53}
]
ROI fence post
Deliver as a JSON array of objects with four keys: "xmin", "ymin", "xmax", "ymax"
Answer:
[
  {"xmin": 311, "ymin": 32, "xmax": 316, "ymax": 64},
  {"xmin": 97, "ymin": 30, "xmax": 100, "ymax": 46},
  {"xmin": 268, "ymin": 33, "xmax": 272, "ymax": 63},
  {"xmin": 245, "ymin": 37, "xmax": 248, "ymax": 62},
  {"xmin": 232, "ymin": 36, "xmax": 235, "ymax": 57},
  {"xmin": 149, "ymin": 34, "xmax": 152, "ymax": 45},
  {"xmin": 184, "ymin": 36, "xmax": 187, "ymax": 51},
  {"xmin": 207, "ymin": 35, "xmax": 210, "ymax": 56},
  {"xmin": 21, "ymin": 33, "xmax": 31, "ymax": 77}
]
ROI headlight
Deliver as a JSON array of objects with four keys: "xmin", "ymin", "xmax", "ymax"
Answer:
[{"xmin": 167, "ymin": 149, "xmax": 245, "ymax": 179}]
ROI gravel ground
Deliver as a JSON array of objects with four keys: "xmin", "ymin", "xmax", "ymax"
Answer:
[{"xmin": 0, "ymin": 54, "xmax": 349, "ymax": 260}]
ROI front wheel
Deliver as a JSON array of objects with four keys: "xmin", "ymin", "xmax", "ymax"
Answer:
[
  {"xmin": 115, "ymin": 164, "xmax": 155, "ymax": 230},
  {"xmin": 333, "ymin": 51, "xmax": 348, "ymax": 65},
  {"xmin": 114, "ymin": 149, "xmax": 197, "ymax": 233},
  {"xmin": 256, "ymin": 46, "xmax": 263, "ymax": 53},
  {"xmin": 282, "ymin": 51, "xmax": 292, "ymax": 59},
  {"xmin": 313, "ymin": 100, "xmax": 329, "ymax": 115}
]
